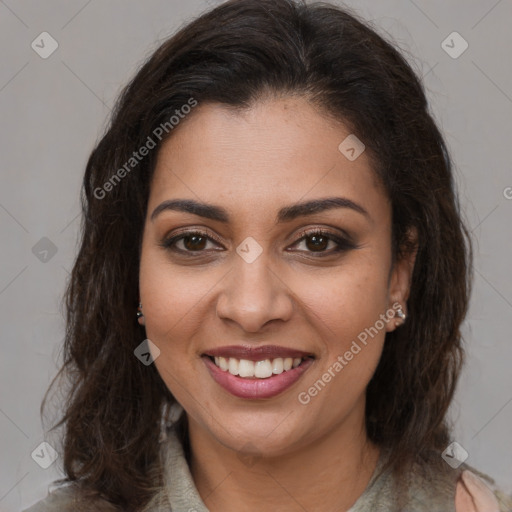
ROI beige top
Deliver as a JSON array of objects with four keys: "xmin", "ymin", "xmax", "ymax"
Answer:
[{"xmin": 23, "ymin": 426, "xmax": 510, "ymax": 512}]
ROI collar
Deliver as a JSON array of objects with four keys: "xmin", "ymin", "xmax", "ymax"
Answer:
[{"xmin": 160, "ymin": 426, "xmax": 210, "ymax": 512}]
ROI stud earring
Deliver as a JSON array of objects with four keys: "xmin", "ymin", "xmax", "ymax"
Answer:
[
  {"xmin": 137, "ymin": 302, "xmax": 143, "ymax": 319},
  {"xmin": 395, "ymin": 306, "xmax": 406, "ymax": 326}
]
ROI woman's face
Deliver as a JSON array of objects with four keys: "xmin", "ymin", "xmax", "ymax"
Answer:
[{"xmin": 139, "ymin": 97, "xmax": 414, "ymax": 457}]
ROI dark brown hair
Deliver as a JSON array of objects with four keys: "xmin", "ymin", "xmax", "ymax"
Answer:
[{"xmin": 43, "ymin": 0, "xmax": 473, "ymax": 509}]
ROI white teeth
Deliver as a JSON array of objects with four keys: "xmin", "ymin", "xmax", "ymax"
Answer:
[
  {"xmin": 228, "ymin": 357, "xmax": 239, "ymax": 375},
  {"xmin": 272, "ymin": 358, "xmax": 284, "ymax": 374},
  {"xmin": 238, "ymin": 359, "xmax": 255, "ymax": 377},
  {"xmin": 255, "ymin": 360, "xmax": 273, "ymax": 378},
  {"xmin": 212, "ymin": 356, "xmax": 309, "ymax": 378}
]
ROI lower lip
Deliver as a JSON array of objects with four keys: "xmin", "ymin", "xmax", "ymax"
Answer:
[{"xmin": 203, "ymin": 356, "xmax": 314, "ymax": 399}]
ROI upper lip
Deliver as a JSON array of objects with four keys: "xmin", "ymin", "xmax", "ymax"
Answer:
[{"xmin": 203, "ymin": 345, "xmax": 314, "ymax": 361}]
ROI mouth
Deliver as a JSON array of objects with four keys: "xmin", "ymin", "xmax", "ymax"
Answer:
[
  {"xmin": 204, "ymin": 354, "xmax": 314, "ymax": 379},
  {"xmin": 201, "ymin": 345, "xmax": 316, "ymax": 399}
]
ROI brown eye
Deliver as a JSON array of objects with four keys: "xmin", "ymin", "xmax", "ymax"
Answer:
[
  {"xmin": 304, "ymin": 233, "xmax": 330, "ymax": 252},
  {"xmin": 182, "ymin": 234, "xmax": 207, "ymax": 251},
  {"xmin": 160, "ymin": 230, "xmax": 224, "ymax": 254},
  {"xmin": 291, "ymin": 229, "xmax": 358, "ymax": 256}
]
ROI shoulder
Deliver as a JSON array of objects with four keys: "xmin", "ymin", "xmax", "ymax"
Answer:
[
  {"xmin": 351, "ymin": 449, "xmax": 511, "ymax": 512},
  {"xmin": 405, "ymin": 460, "xmax": 510, "ymax": 512},
  {"xmin": 23, "ymin": 484, "xmax": 118, "ymax": 512},
  {"xmin": 350, "ymin": 451, "xmax": 460, "ymax": 511},
  {"xmin": 455, "ymin": 468, "xmax": 512, "ymax": 512}
]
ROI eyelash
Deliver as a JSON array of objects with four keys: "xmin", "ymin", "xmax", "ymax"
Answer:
[{"xmin": 159, "ymin": 228, "xmax": 358, "ymax": 257}]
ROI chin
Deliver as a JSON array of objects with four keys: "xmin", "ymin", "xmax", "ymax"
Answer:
[{"xmin": 205, "ymin": 410, "xmax": 311, "ymax": 457}]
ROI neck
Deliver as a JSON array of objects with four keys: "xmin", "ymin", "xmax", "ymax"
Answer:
[{"xmin": 188, "ymin": 413, "xmax": 380, "ymax": 512}]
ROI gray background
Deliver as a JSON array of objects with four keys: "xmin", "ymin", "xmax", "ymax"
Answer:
[{"xmin": 1, "ymin": 0, "xmax": 511, "ymax": 510}]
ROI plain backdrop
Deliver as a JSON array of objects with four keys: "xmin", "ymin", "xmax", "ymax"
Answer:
[{"xmin": 1, "ymin": 1, "xmax": 511, "ymax": 510}]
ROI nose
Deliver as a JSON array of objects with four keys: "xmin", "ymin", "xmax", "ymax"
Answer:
[{"xmin": 215, "ymin": 254, "xmax": 294, "ymax": 333}]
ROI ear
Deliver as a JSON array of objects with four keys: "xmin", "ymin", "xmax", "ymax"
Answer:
[{"xmin": 385, "ymin": 227, "xmax": 418, "ymax": 332}]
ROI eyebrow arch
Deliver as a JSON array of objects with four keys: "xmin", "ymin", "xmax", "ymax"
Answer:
[{"xmin": 150, "ymin": 197, "xmax": 370, "ymax": 224}]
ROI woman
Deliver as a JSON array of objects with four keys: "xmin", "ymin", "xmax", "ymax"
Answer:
[{"xmin": 25, "ymin": 0, "xmax": 511, "ymax": 511}]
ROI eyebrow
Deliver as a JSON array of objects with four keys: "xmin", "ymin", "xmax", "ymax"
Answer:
[{"xmin": 151, "ymin": 197, "xmax": 370, "ymax": 224}]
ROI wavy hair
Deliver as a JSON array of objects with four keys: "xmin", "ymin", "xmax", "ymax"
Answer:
[{"xmin": 43, "ymin": 0, "xmax": 473, "ymax": 509}]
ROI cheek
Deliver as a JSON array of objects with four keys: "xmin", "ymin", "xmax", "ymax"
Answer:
[
  {"xmin": 293, "ymin": 268, "xmax": 389, "ymax": 421},
  {"xmin": 138, "ymin": 252, "xmax": 226, "ymax": 413},
  {"xmin": 138, "ymin": 253, "xmax": 214, "ymax": 412},
  {"xmin": 138, "ymin": 241, "xmax": 215, "ymax": 334},
  {"xmin": 294, "ymin": 260, "xmax": 390, "ymax": 343},
  {"xmin": 291, "ymin": 254, "xmax": 391, "ymax": 402}
]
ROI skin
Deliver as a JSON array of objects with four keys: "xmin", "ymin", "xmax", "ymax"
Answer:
[{"xmin": 138, "ymin": 96, "xmax": 417, "ymax": 511}]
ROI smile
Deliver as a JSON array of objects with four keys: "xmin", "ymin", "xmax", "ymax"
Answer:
[
  {"xmin": 209, "ymin": 355, "xmax": 310, "ymax": 378},
  {"xmin": 201, "ymin": 347, "xmax": 315, "ymax": 399}
]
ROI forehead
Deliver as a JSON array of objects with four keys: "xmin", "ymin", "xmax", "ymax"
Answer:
[{"xmin": 149, "ymin": 98, "xmax": 389, "ymax": 223}]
